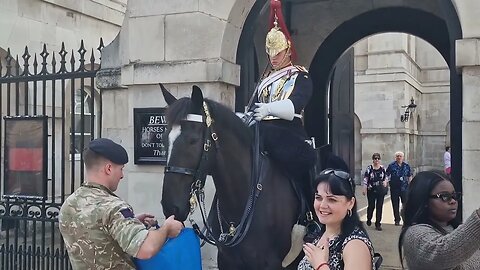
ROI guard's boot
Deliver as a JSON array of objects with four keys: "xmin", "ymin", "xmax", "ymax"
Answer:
[
  {"xmin": 282, "ymin": 223, "xmax": 307, "ymax": 267},
  {"xmin": 282, "ymin": 212, "xmax": 321, "ymax": 267},
  {"xmin": 282, "ymin": 168, "xmax": 316, "ymax": 267}
]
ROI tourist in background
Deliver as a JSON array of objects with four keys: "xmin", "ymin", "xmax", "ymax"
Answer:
[
  {"xmin": 362, "ymin": 153, "xmax": 387, "ymax": 231},
  {"xmin": 386, "ymin": 151, "xmax": 412, "ymax": 226},
  {"xmin": 444, "ymin": 146, "xmax": 451, "ymax": 175}
]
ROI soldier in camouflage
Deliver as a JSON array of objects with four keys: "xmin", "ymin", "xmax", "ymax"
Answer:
[{"xmin": 59, "ymin": 138, "xmax": 183, "ymax": 269}]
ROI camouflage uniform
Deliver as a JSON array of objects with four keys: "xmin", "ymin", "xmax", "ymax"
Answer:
[{"xmin": 59, "ymin": 182, "xmax": 148, "ymax": 270}]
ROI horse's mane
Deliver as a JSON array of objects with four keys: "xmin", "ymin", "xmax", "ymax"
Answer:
[{"xmin": 166, "ymin": 97, "xmax": 252, "ymax": 146}]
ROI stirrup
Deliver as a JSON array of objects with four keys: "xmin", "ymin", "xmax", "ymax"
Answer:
[{"xmin": 281, "ymin": 223, "xmax": 306, "ymax": 267}]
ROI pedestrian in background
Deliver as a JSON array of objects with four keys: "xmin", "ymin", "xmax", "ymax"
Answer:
[
  {"xmin": 444, "ymin": 146, "xmax": 451, "ymax": 175},
  {"xmin": 362, "ymin": 153, "xmax": 388, "ymax": 231},
  {"xmin": 386, "ymin": 151, "xmax": 412, "ymax": 226}
]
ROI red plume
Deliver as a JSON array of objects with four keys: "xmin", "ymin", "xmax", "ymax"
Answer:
[{"xmin": 268, "ymin": 0, "xmax": 296, "ymax": 60}]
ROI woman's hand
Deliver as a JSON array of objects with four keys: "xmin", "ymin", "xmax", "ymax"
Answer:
[
  {"xmin": 362, "ymin": 186, "xmax": 367, "ymax": 196},
  {"xmin": 303, "ymin": 237, "xmax": 329, "ymax": 269}
]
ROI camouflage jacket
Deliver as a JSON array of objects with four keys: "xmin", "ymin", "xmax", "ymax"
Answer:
[{"xmin": 59, "ymin": 182, "xmax": 148, "ymax": 270}]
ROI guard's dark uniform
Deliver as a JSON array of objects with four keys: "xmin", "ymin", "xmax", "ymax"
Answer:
[{"xmin": 256, "ymin": 65, "xmax": 315, "ymax": 180}]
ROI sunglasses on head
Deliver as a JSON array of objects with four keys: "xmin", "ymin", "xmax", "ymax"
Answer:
[
  {"xmin": 429, "ymin": 192, "xmax": 461, "ymax": 202},
  {"xmin": 320, "ymin": 169, "xmax": 351, "ymax": 181}
]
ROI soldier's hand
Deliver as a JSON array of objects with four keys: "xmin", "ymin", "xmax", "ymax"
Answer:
[
  {"xmin": 137, "ymin": 213, "xmax": 154, "ymax": 223},
  {"xmin": 164, "ymin": 215, "xmax": 183, "ymax": 238}
]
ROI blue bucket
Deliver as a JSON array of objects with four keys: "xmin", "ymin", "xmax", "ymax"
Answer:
[{"xmin": 133, "ymin": 228, "xmax": 202, "ymax": 270}]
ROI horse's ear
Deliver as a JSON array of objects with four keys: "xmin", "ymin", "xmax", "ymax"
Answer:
[
  {"xmin": 190, "ymin": 85, "xmax": 203, "ymax": 114},
  {"xmin": 159, "ymin": 83, "xmax": 177, "ymax": 106}
]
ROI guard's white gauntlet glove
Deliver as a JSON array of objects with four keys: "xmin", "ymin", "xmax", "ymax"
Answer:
[{"xmin": 253, "ymin": 99, "xmax": 295, "ymax": 121}]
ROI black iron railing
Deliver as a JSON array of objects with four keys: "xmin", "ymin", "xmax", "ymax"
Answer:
[{"xmin": 0, "ymin": 39, "xmax": 104, "ymax": 270}]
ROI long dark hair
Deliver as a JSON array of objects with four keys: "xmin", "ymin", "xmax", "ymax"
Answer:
[
  {"xmin": 313, "ymin": 170, "xmax": 366, "ymax": 252},
  {"xmin": 398, "ymin": 170, "xmax": 460, "ymax": 268}
]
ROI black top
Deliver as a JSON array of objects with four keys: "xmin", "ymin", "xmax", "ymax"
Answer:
[
  {"xmin": 364, "ymin": 165, "xmax": 386, "ymax": 186},
  {"xmin": 297, "ymin": 227, "xmax": 375, "ymax": 270}
]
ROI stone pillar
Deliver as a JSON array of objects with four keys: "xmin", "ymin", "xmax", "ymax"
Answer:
[
  {"xmin": 97, "ymin": 0, "xmax": 242, "ymax": 204},
  {"xmin": 457, "ymin": 38, "xmax": 480, "ymax": 219},
  {"xmin": 96, "ymin": 1, "xmax": 244, "ymax": 268}
]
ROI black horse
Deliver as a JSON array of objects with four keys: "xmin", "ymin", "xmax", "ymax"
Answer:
[{"xmin": 160, "ymin": 85, "xmax": 302, "ymax": 269}]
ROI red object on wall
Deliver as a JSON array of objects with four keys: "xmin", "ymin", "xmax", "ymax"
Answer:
[{"xmin": 8, "ymin": 148, "xmax": 43, "ymax": 171}]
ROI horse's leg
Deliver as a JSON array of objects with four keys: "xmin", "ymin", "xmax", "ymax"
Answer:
[
  {"xmin": 217, "ymin": 254, "xmax": 228, "ymax": 270},
  {"xmin": 217, "ymin": 251, "xmax": 244, "ymax": 270}
]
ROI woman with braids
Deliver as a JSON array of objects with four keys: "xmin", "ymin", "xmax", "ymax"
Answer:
[{"xmin": 399, "ymin": 170, "xmax": 480, "ymax": 270}]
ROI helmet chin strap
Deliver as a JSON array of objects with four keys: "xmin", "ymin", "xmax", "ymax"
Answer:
[{"xmin": 271, "ymin": 48, "xmax": 292, "ymax": 70}]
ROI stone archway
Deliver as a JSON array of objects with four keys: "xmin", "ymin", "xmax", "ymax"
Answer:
[
  {"xmin": 233, "ymin": 0, "xmax": 463, "ymax": 216},
  {"xmin": 306, "ymin": 3, "xmax": 462, "ymax": 214}
]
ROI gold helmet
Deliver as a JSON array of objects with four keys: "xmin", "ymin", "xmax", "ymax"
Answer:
[{"xmin": 265, "ymin": 0, "xmax": 296, "ymax": 59}]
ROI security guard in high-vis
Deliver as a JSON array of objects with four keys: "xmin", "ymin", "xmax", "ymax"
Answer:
[{"xmin": 59, "ymin": 138, "xmax": 183, "ymax": 269}]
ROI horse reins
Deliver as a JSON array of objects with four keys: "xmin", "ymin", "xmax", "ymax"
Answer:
[{"xmin": 164, "ymin": 101, "xmax": 264, "ymax": 247}]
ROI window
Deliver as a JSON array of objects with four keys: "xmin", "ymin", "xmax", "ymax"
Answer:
[{"xmin": 70, "ymin": 88, "xmax": 94, "ymax": 154}]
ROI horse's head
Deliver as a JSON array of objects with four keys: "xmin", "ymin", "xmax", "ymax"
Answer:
[{"xmin": 161, "ymin": 84, "xmax": 215, "ymax": 221}]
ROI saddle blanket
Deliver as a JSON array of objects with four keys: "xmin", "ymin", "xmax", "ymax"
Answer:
[{"xmin": 133, "ymin": 228, "xmax": 202, "ymax": 270}]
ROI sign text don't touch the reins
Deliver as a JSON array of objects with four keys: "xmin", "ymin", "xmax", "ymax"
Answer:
[{"xmin": 134, "ymin": 108, "xmax": 168, "ymax": 164}]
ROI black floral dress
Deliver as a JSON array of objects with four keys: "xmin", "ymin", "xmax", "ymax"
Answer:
[{"xmin": 297, "ymin": 227, "xmax": 375, "ymax": 270}]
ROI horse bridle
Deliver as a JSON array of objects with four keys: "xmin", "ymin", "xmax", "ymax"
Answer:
[
  {"xmin": 164, "ymin": 101, "xmax": 264, "ymax": 247},
  {"xmin": 164, "ymin": 102, "xmax": 221, "ymax": 245},
  {"xmin": 164, "ymin": 101, "xmax": 218, "ymax": 191}
]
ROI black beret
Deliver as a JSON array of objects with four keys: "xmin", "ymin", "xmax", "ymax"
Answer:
[{"xmin": 88, "ymin": 138, "xmax": 128, "ymax": 165}]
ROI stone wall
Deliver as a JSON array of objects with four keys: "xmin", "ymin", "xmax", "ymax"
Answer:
[
  {"xmin": 96, "ymin": 2, "xmax": 480, "ymax": 263},
  {"xmin": 0, "ymin": 0, "xmax": 125, "ymax": 56},
  {"xmin": 0, "ymin": 0, "xmax": 126, "ymax": 200},
  {"xmin": 353, "ymin": 33, "xmax": 449, "ymax": 179}
]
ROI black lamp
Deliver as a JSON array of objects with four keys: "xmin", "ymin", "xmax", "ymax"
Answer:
[{"xmin": 400, "ymin": 97, "xmax": 417, "ymax": 122}]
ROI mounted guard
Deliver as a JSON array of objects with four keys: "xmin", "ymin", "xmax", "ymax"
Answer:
[
  {"xmin": 249, "ymin": 0, "xmax": 315, "ymax": 188},
  {"xmin": 159, "ymin": 1, "xmax": 318, "ymax": 268},
  {"xmin": 244, "ymin": 0, "xmax": 317, "ymax": 265}
]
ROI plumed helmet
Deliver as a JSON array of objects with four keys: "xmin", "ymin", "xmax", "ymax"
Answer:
[{"xmin": 265, "ymin": 0, "xmax": 296, "ymax": 60}]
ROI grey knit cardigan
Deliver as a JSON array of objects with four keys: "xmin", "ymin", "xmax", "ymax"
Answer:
[{"xmin": 402, "ymin": 211, "xmax": 480, "ymax": 270}]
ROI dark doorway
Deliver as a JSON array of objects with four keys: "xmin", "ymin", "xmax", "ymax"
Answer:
[{"xmin": 329, "ymin": 48, "xmax": 355, "ymax": 174}]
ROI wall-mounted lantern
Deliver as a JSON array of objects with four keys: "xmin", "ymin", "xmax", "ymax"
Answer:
[{"xmin": 400, "ymin": 97, "xmax": 417, "ymax": 122}]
